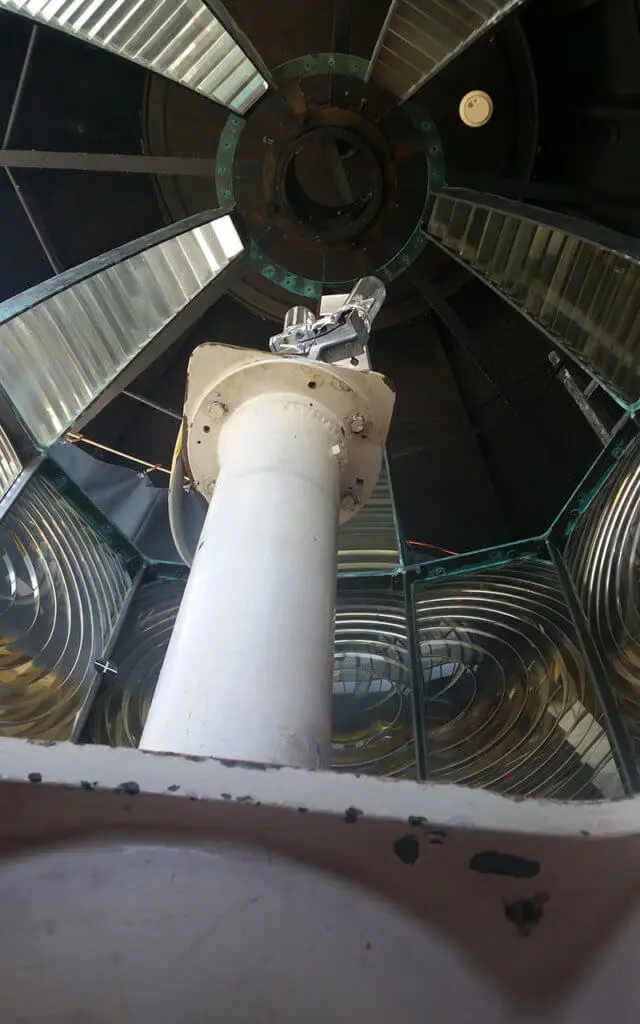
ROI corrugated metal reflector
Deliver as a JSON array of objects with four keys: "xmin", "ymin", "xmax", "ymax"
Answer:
[
  {"xmin": 367, "ymin": 0, "xmax": 525, "ymax": 101},
  {"xmin": 428, "ymin": 192, "xmax": 640, "ymax": 404},
  {"xmin": 0, "ymin": 213, "xmax": 243, "ymax": 448},
  {"xmin": 1, "ymin": 0, "xmax": 268, "ymax": 113}
]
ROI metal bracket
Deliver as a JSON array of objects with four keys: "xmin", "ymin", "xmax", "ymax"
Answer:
[
  {"xmin": 94, "ymin": 659, "xmax": 118, "ymax": 678},
  {"xmin": 269, "ymin": 277, "xmax": 385, "ymax": 367}
]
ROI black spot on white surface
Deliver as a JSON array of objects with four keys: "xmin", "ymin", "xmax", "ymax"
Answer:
[
  {"xmin": 115, "ymin": 781, "xmax": 140, "ymax": 796},
  {"xmin": 344, "ymin": 807, "xmax": 363, "ymax": 824},
  {"xmin": 394, "ymin": 835, "xmax": 420, "ymax": 865},
  {"xmin": 505, "ymin": 893, "xmax": 549, "ymax": 936},
  {"xmin": 470, "ymin": 851, "xmax": 540, "ymax": 878}
]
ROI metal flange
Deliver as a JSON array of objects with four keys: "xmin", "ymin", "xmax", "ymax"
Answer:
[{"xmin": 183, "ymin": 344, "xmax": 395, "ymax": 524}]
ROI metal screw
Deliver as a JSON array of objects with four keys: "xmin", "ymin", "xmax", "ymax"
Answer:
[
  {"xmin": 208, "ymin": 401, "xmax": 227, "ymax": 421},
  {"xmin": 347, "ymin": 414, "xmax": 365, "ymax": 435}
]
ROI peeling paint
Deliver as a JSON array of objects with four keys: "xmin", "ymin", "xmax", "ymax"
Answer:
[
  {"xmin": 393, "ymin": 835, "xmax": 420, "ymax": 865},
  {"xmin": 470, "ymin": 851, "xmax": 540, "ymax": 879},
  {"xmin": 115, "ymin": 782, "xmax": 141, "ymax": 796},
  {"xmin": 505, "ymin": 892, "xmax": 549, "ymax": 936},
  {"xmin": 344, "ymin": 807, "xmax": 363, "ymax": 824}
]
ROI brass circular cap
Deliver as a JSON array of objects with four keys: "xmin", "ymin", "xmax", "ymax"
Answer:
[{"xmin": 459, "ymin": 90, "xmax": 494, "ymax": 128}]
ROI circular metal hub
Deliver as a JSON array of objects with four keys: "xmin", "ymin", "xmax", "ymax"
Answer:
[
  {"xmin": 277, "ymin": 125, "xmax": 384, "ymax": 243},
  {"xmin": 144, "ymin": 25, "xmax": 538, "ymax": 324}
]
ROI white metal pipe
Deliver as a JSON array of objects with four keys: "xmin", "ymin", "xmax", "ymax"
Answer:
[{"xmin": 141, "ymin": 392, "xmax": 341, "ymax": 769}]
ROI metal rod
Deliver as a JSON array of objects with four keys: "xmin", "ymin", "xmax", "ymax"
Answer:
[
  {"xmin": 329, "ymin": 0, "xmax": 351, "ymax": 104},
  {"xmin": 411, "ymin": 267, "xmax": 516, "ymax": 403},
  {"xmin": 0, "ymin": 150, "xmax": 218, "ymax": 176},
  {"xmin": 2, "ymin": 25, "xmax": 38, "ymax": 149},
  {"xmin": 65, "ymin": 432, "xmax": 171, "ymax": 476},
  {"xmin": 331, "ymin": 0, "xmax": 351, "ymax": 53},
  {"xmin": 2, "ymin": 25, "xmax": 61, "ymax": 275},
  {"xmin": 6, "ymin": 168, "xmax": 60, "ymax": 273},
  {"xmin": 548, "ymin": 353, "xmax": 611, "ymax": 444},
  {"xmin": 122, "ymin": 390, "xmax": 182, "ymax": 421},
  {"xmin": 546, "ymin": 541, "xmax": 640, "ymax": 795}
]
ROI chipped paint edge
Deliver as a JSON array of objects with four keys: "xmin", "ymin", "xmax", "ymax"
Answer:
[{"xmin": 1, "ymin": 738, "xmax": 639, "ymax": 839}]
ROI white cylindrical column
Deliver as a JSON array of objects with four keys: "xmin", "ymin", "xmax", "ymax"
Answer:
[{"xmin": 140, "ymin": 392, "xmax": 341, "ymax": 769}]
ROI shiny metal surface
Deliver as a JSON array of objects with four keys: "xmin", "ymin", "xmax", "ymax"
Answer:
[
  {"xmin": 1, "ymin": 0, "xmax": 267, "ymax": 113},
  {"xmin": 368, "ymin": 0, "xmax": 526, "ymax": 101},
  {"xmin": 337, "ymin": 463, "xmax": 401, "ymax": 574},
  {"xmin": 89, "ymin": 579, "xmax": 414, "ymax": 775},
  {"xmin": 0, "ymin": 215, "xmax": 243, "ymax": 447},
  {"xmin": 428, "ymin": 194, "xmax": 640, "ymax": 404},
  {"xmin": 0, "ymin": 426, "xmax": 21, "ymax": 500},
  {"xmin": 415, "ymin": 561, "xmax": 623, "ymax": 799},
  {"xmin": 0, "ymin": 473, "xmax": 132, "ymax": 740},
  {"xmin": 567, "ymin": 439, "xmax": 640, "ymax": 760}
]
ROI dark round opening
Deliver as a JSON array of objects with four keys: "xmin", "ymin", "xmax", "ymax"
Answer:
[{"xmin": 279, "ymin": 126, "xmax": 383, "ymax": 243}]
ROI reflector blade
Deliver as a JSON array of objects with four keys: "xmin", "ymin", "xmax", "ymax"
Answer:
[
  {"xmin": 1, "ymin": 0, "xmax": 268, "ymax": 112},
  {"xmin": 367, "ymin": 0, "xmax": 527, "ymax": 101},
  {"xmin": 428, "ymin": 189, "xmax": 640, "ymax": 406},
  {"xmin": 0, "ymin": 212, "xmax": 244, "ymax": 447},
  {"xmin": 0, "ymin": 426, "xmax": 21, "ymax": 500}
]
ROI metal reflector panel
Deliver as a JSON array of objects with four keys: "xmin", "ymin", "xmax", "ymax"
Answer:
[
  {"xmin": 415, "ymin": 561, "xmax": 623, "ymax": 799},
  {"xmin": 337, "ymin": 462, "xmax": 401, "ymax": 574},
  {"xmin": 0, "ymin": 213, "xmax": 243, "ymax": 448},
  {"xmin": 367, "ymin": 0, "xmax": 526, "ymax": 102},
  {"xmin": 0, "ymin": 426, "xmax": 21, "ymax": 501},
  {"xmin": 332, "ymin": 591, "xmax": 414, "ymax": 776},
  {"xmin": 567, "ymin": 439, "xmax": 640, "ymax": 760},
  {"xmin": 428, "ymin": 192, "xmax": 640, "ymax": 404},
  {"xmin": 88, "ymin": 578, "xmax": 416, "ymax": 775},
  {"xmin": 0, "ymin": 471, "xmax": 133, "ymax": 740},
  {"xmin": 1, "ymin": 0, "xmax": 268, "ymax": 113}
]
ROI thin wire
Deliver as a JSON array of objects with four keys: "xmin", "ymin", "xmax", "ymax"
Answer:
[
  {"xmin": 6, "ymin": 169, "xmax": 60, "ymax": 272},
  {"xmin": 65, "ymin": 432, "xmax": 171, "ymax": 476},
  {"xmin": 2, "ymin": 25, "xmax": 61, "ymax": 274},
  {"xmin": 122, "ymin": 389, "xmax": 182, "ymax": 421},
  {"xmin": 408, "ymin": 539, "xmax": 460, "ymax": 556},
  {"xmin": 2, "ymin": 25, "xmax": 37, "ymax": 149}
]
